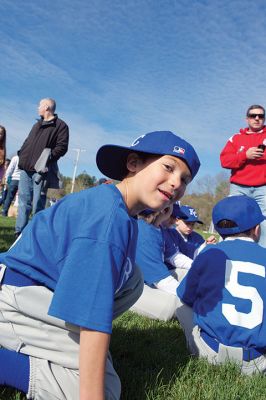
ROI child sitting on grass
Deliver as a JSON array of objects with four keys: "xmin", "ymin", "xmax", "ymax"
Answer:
[
  {"xmin": 0, "ymin": 130, "xmax": 200, "ymax": 400},
  {"xmin": 131, "ymin": 204, "xmax": 193, "ymax": 321},
  {"xmin": 176, "ymin": 195, "xmax": 266, "ymax": 375},
  {"xmin": 175, "ymin": 205, "xmax": 205, "ymax": 254}
]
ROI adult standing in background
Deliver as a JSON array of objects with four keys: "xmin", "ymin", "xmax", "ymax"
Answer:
[
  {"xmin": 15, "ymin": 98, "xmax": 69, "ymax": 238},
  {"xmin": 220, "ymin": 104, "xmax": 266, "ymax": 247},
  {"xmin": 1, "ymin": 155, "xmax": 20, "ymax": 217},
  {"xmin": 0, "ymin": 126, "xmax": 6, "ymax": 183}
]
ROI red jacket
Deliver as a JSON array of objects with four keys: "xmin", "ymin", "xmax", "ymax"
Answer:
[{"xmin": 220, "ymin": 127, "xmax": 266, "ymax": 186}]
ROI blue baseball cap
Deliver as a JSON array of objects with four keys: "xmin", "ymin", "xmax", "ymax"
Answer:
[
  {"xmin": 212, "ymin": 195, "xmax": 265, "ymax": 235},
  {"xmin": 177, "ymin": 205, "xmax": 203, "ymax": 224},
  {"xmin": 96, "ymin": 131, "xmax": 200, "ymax": 181},
  {"xmin": 172, "ymin": 203, "xmax": 189, "ymax": 219}
]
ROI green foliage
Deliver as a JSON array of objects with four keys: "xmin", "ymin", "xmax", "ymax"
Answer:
[
  {"xmin": 182, "ymin": 172, "xmax": 230, "ymax": 230},
  {"xmin": 61, "ymin": 170, "xmax": 97, "ymax": 194}
]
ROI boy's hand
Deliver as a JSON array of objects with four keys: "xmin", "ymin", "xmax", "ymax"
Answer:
[
  {"xmin": 206, "ymin": 235, "xmax": 216, "ymax": 244},
  {"xmin": 79, "ymin": 328, "xmax": 110, "ymax": 400}
]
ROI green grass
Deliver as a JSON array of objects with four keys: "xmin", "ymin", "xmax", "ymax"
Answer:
[{"xmin": 0, "ymin": 217, "xmax": 266, "ymax": 399}]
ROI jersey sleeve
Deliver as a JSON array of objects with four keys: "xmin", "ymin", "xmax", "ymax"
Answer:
[
  {"xmin": 48, "ymin": 237, "xmax": 126, "ymax": 334},
  {"xmin": 220, "ymin": 136, "xmax": 247, "ymax": 169},
  {"xmin": 136, "ymin": 226, "xmax": 171, "ymax": 285},
  {"xmin": 176, "ymin": 255, "xmax": 203, "ymax": 306}
]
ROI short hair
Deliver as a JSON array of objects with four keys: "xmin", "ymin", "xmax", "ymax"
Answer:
[
  {"xmin": 138, "ymin": 210, "xmax": 161, "ymax": 225},
  {"xmin": 0, "ymin": 125, "xmax": 6, "ymax": 136},
  {"xmin": 120, "ymin": 151, "xmax": 158, "ymax": 180},
  {"xmin": 42, "ymin": 98, "xmax": 56, "ymax": 113},
  {"xmin": 0, "ymin": 125, "xmax": 6, "ymax": 146},
  {"xmin": 217, "ymin": 219, "xmax": 253, "ymax": 239},
  {"xmin": 246, "ymin": 104, "xmax": 265, "ymax": 116}
]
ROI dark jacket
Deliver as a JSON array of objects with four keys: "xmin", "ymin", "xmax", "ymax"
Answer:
[{"xmin": 18, "ymin": 115, "xmax": 69, "ymax": 172}]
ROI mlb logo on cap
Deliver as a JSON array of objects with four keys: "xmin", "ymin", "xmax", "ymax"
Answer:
[{"xmin": 174, "ymin": 146, "xmax": 185, "ymax": 155}]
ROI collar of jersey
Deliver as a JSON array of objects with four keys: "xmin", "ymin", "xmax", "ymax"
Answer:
[{"xmin": 224, "ymin": 236, "xmax": 254, "ymax": 242}]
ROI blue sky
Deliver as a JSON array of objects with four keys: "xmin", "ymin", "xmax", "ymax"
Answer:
[{"xmin": 1, "ymin": 0, "xmax": 266, "ymax": 189}]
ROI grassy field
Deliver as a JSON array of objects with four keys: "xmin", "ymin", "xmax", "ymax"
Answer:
[{"xmin": 0, "ymin": 217, "xmax": 266, "ymax": 399}]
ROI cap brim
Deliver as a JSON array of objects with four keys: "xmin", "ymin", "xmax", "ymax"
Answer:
[
  {"xmin": 96, "ymin": 145, "xmax": 132, "ymax": 181},
  {"xmin": 96, "ymin": 141, "xmax": 196, "ymax": 181}
]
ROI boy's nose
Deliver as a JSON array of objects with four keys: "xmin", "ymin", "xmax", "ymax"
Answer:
[{"xmin": 169, "ymin": 173, "xmax": 181, "ymax": 189}]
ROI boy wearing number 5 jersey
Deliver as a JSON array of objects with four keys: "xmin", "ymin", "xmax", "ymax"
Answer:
[{"xmin": 176, "ymin": 195, "xmax": 266, "ymax": 375}]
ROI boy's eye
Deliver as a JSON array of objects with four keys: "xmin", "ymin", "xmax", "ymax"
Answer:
[{"xmin": 164, "ymin": 164, "xmax": 174, "ymax": 172}]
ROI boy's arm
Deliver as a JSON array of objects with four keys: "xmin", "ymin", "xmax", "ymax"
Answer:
[{"xmin": 79, "ymin": 328, "xmax": 110, "ymax": 400}]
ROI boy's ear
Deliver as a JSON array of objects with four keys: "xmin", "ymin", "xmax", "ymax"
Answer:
[
  {"xmin": 126, "ymin": 153, "xmax": 141, "ymax": 173},
  {"xmin": 253, "ymin": 224, "xmax": 261, "ymax": 242}
]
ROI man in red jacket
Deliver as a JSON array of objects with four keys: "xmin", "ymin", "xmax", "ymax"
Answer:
[{"xmin": 220, "ymin": 104, "xmax": 266, "ymax": 247}]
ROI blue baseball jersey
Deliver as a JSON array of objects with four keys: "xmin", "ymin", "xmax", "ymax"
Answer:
[
  {"xmin": 177, "ymin": 230, "xmax": 205, "ymax": 258},
  {"xmin": 177, "ymin": 239, "xmax": 266, "ymax": 349},
  {"xmin": 136, "ymin": 219, "xmax": 171, "ymax": 285},
  {"xmin": 0, "ymin": 184, "xmax": 138, "ymax": 334},
  {"xmin": 163, "ymin": 228, "xmax": 196, "ymax": 260}
]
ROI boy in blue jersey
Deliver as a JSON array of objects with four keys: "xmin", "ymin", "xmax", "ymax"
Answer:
[
  {"xmin": 0, "ymin": 131, "xmax": 200, "ymax": 400},
  {"xmin": 176, "ymin": 195, "xmax": 266, "ymax": 375},
  {"xmin": 131, "ymin": 205, "xmax": 182, "ymax": 321},
  {"xmin": 175, "ymin": 205, "xmax": 205, "ymax": 255}
]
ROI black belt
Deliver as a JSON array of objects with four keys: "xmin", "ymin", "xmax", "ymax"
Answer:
[
  {"xmin": 1, "ymin": 265, "xmax": 40, "ymax": 287},
  {"xmin": 200, "ymin": 330, "xmax": 265, "ymax": 362}
]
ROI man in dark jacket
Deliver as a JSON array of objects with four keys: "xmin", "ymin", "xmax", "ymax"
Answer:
[{"xmin": 15, "ymin": 98, "xmax": 69, "ymax": 237}]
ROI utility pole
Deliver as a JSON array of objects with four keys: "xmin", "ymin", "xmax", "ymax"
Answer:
[{"xmin": 71, "ymin": 148, "xmax": 86, "ymax": 193}]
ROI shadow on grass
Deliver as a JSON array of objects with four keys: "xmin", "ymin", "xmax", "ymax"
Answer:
[
  {"xmin": 0, "ymin": 226, "xmax": 15, "ymax": 252},
  {"xmin": 111, "ymin": 312, "xmax": 190, "ymax": 400}
]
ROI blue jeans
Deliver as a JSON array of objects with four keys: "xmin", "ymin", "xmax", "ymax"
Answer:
[
  {"xmin": 15, "ymin": 171, "xmax": 46, "ymax": 234},
  {"xmin": 229, "ymin": 183, "xmax": 266, "ymax": 248},
  {"xmin": 2, "ymin": 180, "xmax": 19, "ymax": 216}
]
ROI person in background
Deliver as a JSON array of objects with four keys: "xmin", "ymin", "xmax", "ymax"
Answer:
[
  {"xmin": 0, "ymin": 126, "xmax": 7, "ymax": 204},
  {"xmin": 0, "ymin": 126, "xmax": 6, "ymax": 183},
  {"xmin": 175, "ymin": 205, "xmax": 205, "ymax": 255},
  {"xmin": 131, "ymin": 204, "xmax": 193, "ymax": 321},
  {"xmin": 163, "ymin": 204, "xmax": 216, "ymax": 264},
  {"xmin": 1, "ymin": 155, "xmax": 20, "ymax": 217},
  {"xmin": 176, "ymin": 195, "xmax": 266, "ymax": 375},
  {"xmin": 0, "ymin": 158, "xmax": 10, "ymax": 208},
  {"xmin": 220, "ymin": 104, "xmax": 266, "ymax": 248},
  {"xmin": 15, "ymin": 98, "xmax": 69, "ymax": 238}
]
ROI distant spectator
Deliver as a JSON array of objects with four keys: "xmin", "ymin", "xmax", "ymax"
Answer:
[
  {"xmin": 49, "ymin": 197, "xmax": 57, "ymax": 207},
  {"xmin": 15, "ymin": 98, "xmax": 69, "ymax": 237},
  {"xmin": 1, "ymin": 155, "xmax": 20, "ymax": 217},
  {"xmin": 0, "ymin": 126, "xmax": 6, "ymax": 183},
  {"xmin": 0, "ymin": 158, "xmax": 10, "ymax": 207},
  {"xmin": 97, "ymin": 177, "xmax": 114, "ymax": 185},
  {"xmin": 220, "ymin": 104, "xmax": 266, "ymax": 247},
  {"xmin": 98, "ymin": 177, "xmax": 107, "ymax": 185}
]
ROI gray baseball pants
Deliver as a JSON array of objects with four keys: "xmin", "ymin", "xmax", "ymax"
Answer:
[
  {"xmin": 0, "ymin": 266, "xmax": 143, "ymax": 399},
  {"xmin": 130, "ymin": 284, "xmax": 179, "ymax": 321},
  {"xmin": 175, "ymin": 297, "xmax": 266, "ymax": 375}
]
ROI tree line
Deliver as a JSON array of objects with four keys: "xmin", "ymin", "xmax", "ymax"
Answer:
[
  {"xmin": 182, "ymin": 172, "xmax": 230, "ymax": 230},
  {"xmin": 47, "ymin": 171, "xmax": 230, "ymax": 229}
]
